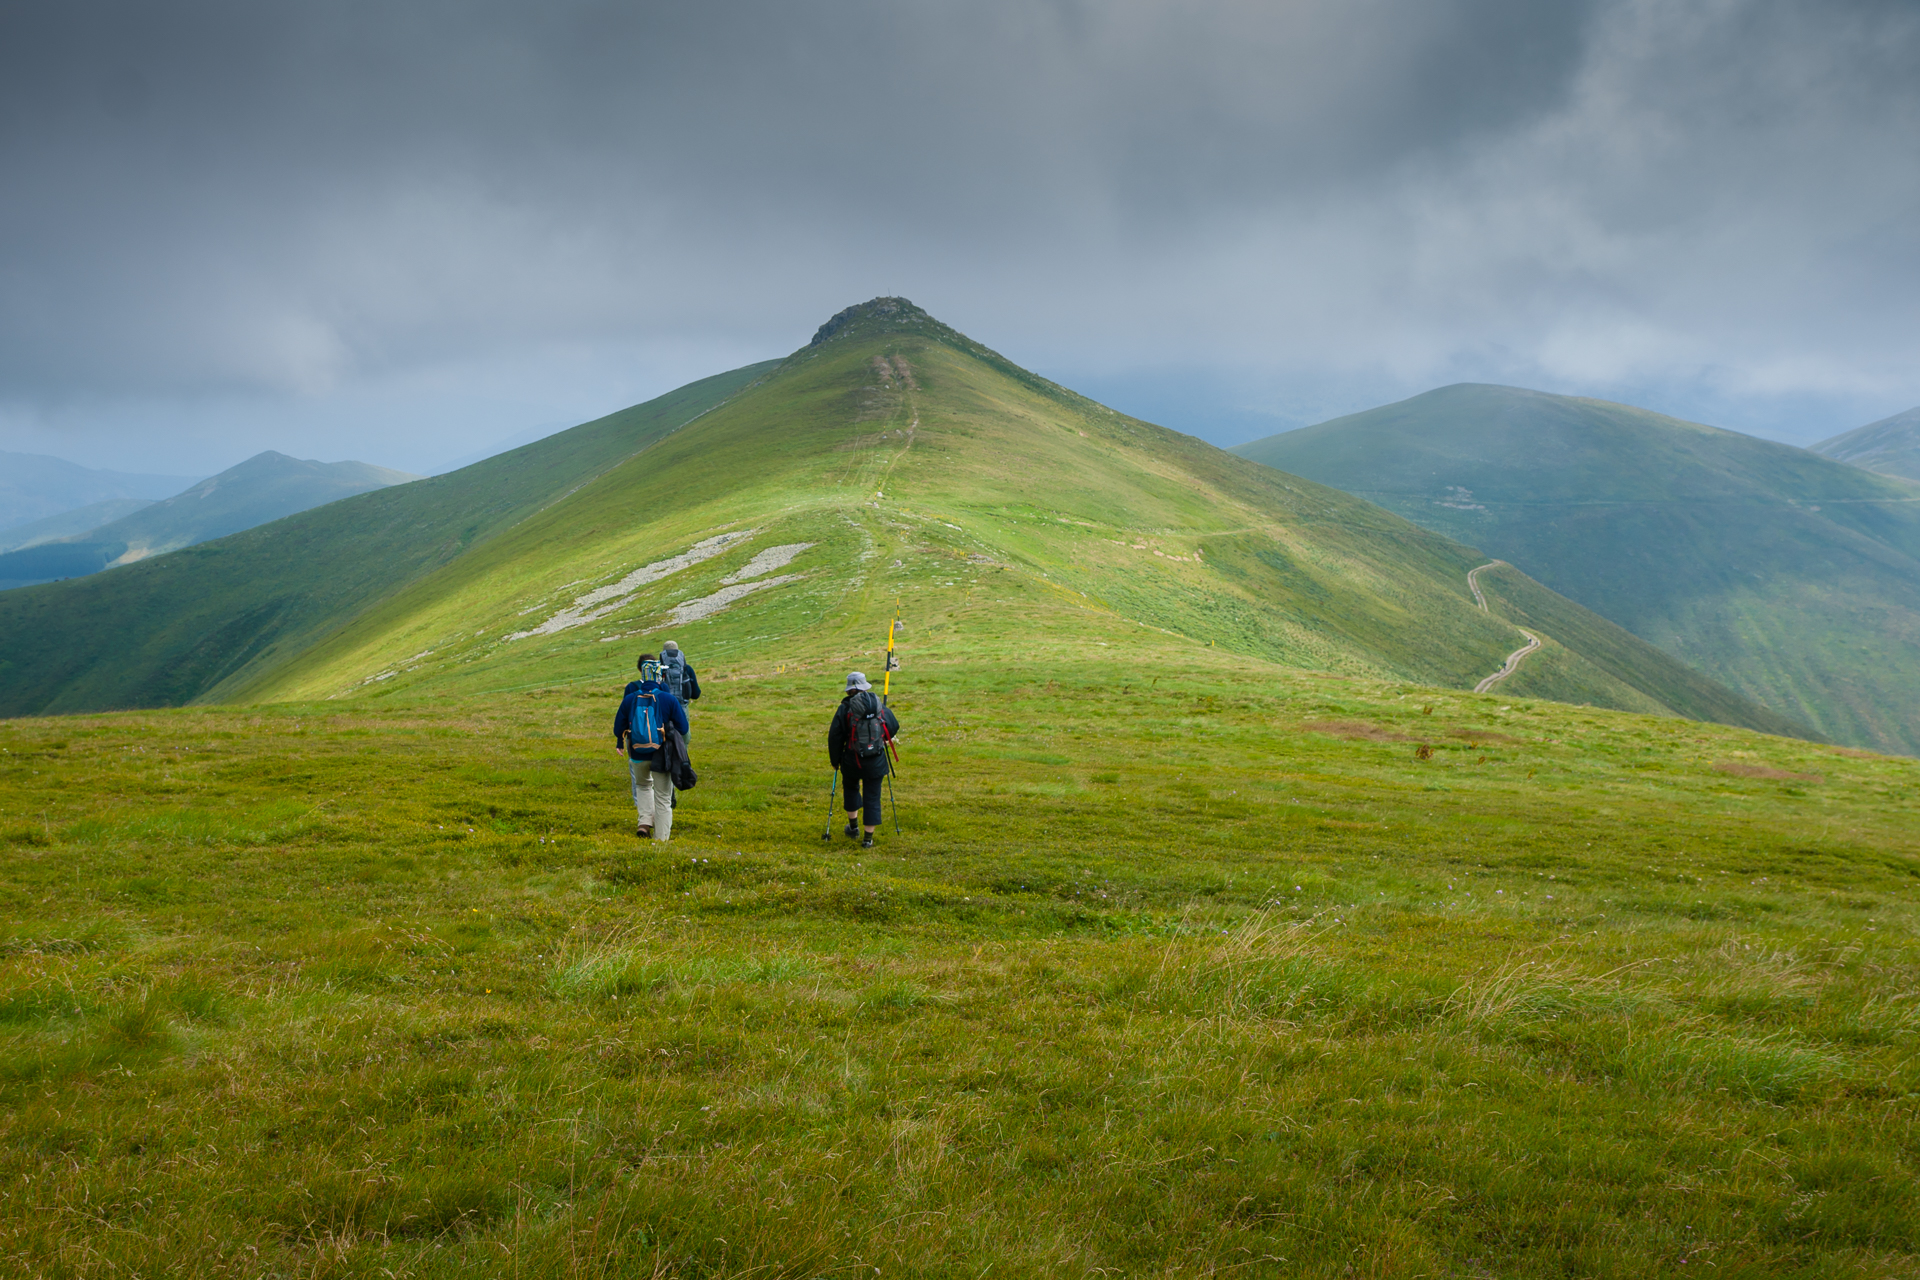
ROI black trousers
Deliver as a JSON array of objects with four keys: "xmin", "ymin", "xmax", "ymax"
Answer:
[{"xmin": 841, "ymin": 758, "xmax": 888, "ymax": 826}]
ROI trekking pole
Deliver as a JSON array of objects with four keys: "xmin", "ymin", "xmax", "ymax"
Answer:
[
  {"xmin": 884, "ymin": 770, "xmax": 900, "ymax": 835},
  {"xmin": 821, "ymin": 770, "xmax": 839, "ymax": 841}
]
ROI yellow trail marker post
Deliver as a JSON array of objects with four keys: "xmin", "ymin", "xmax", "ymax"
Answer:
[
  {"xmin": 882, "ymin": 598, "xmax": 901, "ymax": 701},
  {"xmin": 881, "ymin": 599, "xmax": 903, "ymax": 830}
]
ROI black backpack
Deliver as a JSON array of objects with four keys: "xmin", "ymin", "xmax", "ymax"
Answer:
[{"xmin": 847, "ymin": 691, "xmax": 890, "ymax": 759}]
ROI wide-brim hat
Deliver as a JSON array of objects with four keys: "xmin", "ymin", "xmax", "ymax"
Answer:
[{"xmin": 845, "ymin": 671, "xmax": 872, "ymax": 691}]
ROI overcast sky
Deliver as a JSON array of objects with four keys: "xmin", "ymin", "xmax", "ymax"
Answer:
[{"xmin": 2, "ymin": 0, "xmax": 1916, "ymax": 476}]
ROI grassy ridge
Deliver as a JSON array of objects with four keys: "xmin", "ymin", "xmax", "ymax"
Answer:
[
  {"xmin": 1232, "ymin": 384, "xmax": 1920, "ymax": 755},
  {"xmin": 3, "ymin": 303, "xmax": 1788, "ymax": 745},
  {"xmin": 1, "ymin": 654, "xmax": 1914, "ymax": 1275},
  {"xmin": 247, "ymin": 314, "xmax": 1784, "ymax": 747},
  {"xmin": 0, "ymin": 361, "xmax": 778, "ymax": 716}
]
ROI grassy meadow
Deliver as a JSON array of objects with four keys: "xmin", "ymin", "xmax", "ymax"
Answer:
[
  {"xmin": 2, "ymin": 302, "xmax": 1915, "ymax": 1275},
  {"xmin": 3, "ymin": 647, "xmax": 1916, "ymax": 1277}
]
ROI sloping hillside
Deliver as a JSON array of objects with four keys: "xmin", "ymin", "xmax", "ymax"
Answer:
[
  {"xmin": 1, "ymin": 307, "xmax": 1799, "ymax": 741},
  {"xmin": 214, "ymin": 301, "xmax": 1791, "ymax": 742},
  {"xmin": 1232, "ymin": 384, "xmax": 1920, "ymax": 754},
  {"xmin": 0, "ymin": 362, "xmax": 778, "ymax": 712},
  {"xmin": 1813, "ymin": 406, "xmax": 1920, "ymax": 483}
]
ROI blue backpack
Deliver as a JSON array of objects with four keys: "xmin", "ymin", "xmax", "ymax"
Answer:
[{"xmin": 625, "ymin": 689, "xmax": 663, "ymax": 756}]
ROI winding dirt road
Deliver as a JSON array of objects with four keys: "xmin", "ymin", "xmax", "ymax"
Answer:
[
  {"xmin": 1467, "ymin": 560, "xmax": 1543, "ymax": 693},
  {"xmin": 1474, "ymin": 630, "xmax": 1542, "ymax": 693}
]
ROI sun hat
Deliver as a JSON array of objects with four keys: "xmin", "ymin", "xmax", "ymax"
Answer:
[{"xmin": 845, "ymin": 671, "xmax": 872, "ymax": 691}]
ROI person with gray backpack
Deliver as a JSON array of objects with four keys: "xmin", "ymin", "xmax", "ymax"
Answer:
[
  {"xmin": 655, "ymin": 640, "xmax": 701, "ymax": 730},
  {"xmin": 827, "ymin": 671, "xmax": 900, "ymax": 848}
]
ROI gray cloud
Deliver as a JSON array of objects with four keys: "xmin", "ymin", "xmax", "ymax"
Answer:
[{"xmin": 1, "ymin": 0, "xmax": 1914, "ymax": 470}]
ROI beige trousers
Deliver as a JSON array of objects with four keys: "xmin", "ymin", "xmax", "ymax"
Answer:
[{"xmin": 628, "ymin": 759, "xmax": 674, "ymax": 841}]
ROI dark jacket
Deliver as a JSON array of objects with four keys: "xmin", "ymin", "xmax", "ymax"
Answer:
[
  {"xmin": 614, "ymin": 681, "xmax": 688, "ymax": 765},
  {"xmin": 827, "ymin": 691, "xmax": 900, "ymax": 773},
  {"xmin": 659, "ymin": 724, "xmax": 696, "ymax": 791}
]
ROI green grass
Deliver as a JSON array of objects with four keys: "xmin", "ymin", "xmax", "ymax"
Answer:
[
  {"xmin": 1232, "ymin": 383, "xmax": 1920, "ymax": 755},
  {"xmin": 1, "ymin": 660, "xmax": 1915, "ymax": 1276},
  {"xmin": 2, "ymin": 302, "xmax": 1914, "ymax": 1274}
]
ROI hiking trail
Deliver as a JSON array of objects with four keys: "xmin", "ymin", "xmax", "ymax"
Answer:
[{"xmin": 1467, "ymin": 560, "xmax": 1542, "ymax": 693}]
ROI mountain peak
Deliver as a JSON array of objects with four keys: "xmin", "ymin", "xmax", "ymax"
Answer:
[
  {"xmin": 796, "ymin": 296, "xmax": 1101, "ymax": 414},
  {"xmin": 808, "ymin": 296, "xmax": 940, "ymax": 347}
]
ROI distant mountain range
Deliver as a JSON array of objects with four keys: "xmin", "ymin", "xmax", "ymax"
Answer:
[
  {"xmin": 1232, "ymin": 385, "xmax": 1920, "ymax": 755},
  {"xmin": 0, "ymin": 301, "xmax": 1804, "ymax": 753},
  {"xmin": 0, "ymin": 498, "xmax": 157, "ymax": 553},
  {"xmin": 0, "ymin": 450, "xmax": 200, "ymax": 531},
  {"xmin": 0, "ymin": 451, "xmax": 419, "ymax": 591},
  {"xmin": 1811, "ymin": 406, "xmax": 1920, "ymax": 483}
]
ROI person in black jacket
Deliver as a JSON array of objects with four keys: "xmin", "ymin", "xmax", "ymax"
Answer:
[{"xmin": 827, "ymin": 671, "xmax": 900, "ymax": 848}]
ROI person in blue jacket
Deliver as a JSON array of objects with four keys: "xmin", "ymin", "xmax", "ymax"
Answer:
[{"xmin": 612, "ymin": 653, "xmax": 688, "ymax": 841}]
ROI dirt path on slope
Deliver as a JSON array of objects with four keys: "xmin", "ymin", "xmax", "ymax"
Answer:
[
  {"xmin": 1467, "ymin": 559, "xmax": 1505, "ymax": 612},
  {"xmin": 1474, "ymin": 630, "xmax": 1542, "ymax": 693},
  {"xmin": 1467, "ymin": 560, "xmax": 1542, "ymax": 692}
]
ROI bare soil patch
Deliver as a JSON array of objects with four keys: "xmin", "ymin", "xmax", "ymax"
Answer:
[
  {"xmin": 1301, "ymin": 720, "xmax": 1410, "ymax": 742},
  {"xmin": 1713, "ymin": 761, "xmax": 1824, "ymax": 783},
  {"xmin": 1449, "ymin": 728, "xmax": 1523, "ymax": 745}
]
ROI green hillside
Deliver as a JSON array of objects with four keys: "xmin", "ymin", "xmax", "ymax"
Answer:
[
  {"xmin": 199, "ymin": 300, "xmax": 1784, "ymax": 743},
  {"xmin": 1813, "ymin": 405, "xmax": 1920, "ymax": 483},
  {"xmin": 0, "ymin": 306, "xmax": 1795, "ymax": 743},
  {"xmin": 1232, "ymin": 384, "xmax": 1920, "ymax": 755},
  {"xmin": 0, "ymin": 362, "xmax": 778, "ymax": 712}
]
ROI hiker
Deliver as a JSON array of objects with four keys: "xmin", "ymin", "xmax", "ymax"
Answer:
[
  {"xmin": 827, "ymin": 671, "xmax": 900, "ymax": 848},
  {"xmin": 613, "ymin": 653, "xmax": 688, "ymax": 840},
  {"xmin": 656, "ymin": 640, "xmax": 701, "ymax": 731}
]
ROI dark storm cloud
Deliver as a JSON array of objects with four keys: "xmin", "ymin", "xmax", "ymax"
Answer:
[{"xmin": 0, "ymin": 0, "xmax": 1915, "ymax": 463}]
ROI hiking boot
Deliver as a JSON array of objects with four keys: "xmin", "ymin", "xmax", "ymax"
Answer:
[
  {"xmin": 861, "ymin": 832, "xmax": 875, "ymax": 848},
  {"xmin": 636, "ymin": 825, "xmax": 652, "ymax": 839},
  {"xmin": 844, "ymin": 818, "xmax": 859, "ymax": 839}
]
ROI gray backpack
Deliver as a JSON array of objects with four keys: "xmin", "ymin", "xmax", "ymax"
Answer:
[{"xmin": 659, "ymin": 650, "xmax": 687, "ymax": 700}]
